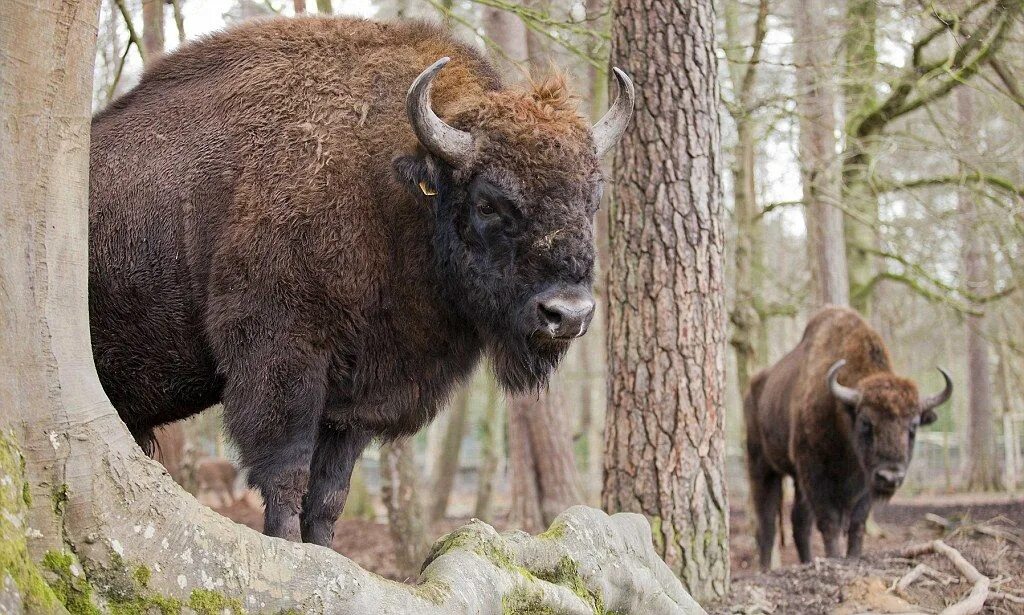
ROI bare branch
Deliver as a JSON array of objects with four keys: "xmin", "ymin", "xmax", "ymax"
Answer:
[{"xmin": 113, "ymin": 0, "xmax": 146, "ymax": 65}]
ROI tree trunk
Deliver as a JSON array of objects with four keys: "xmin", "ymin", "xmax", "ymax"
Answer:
[
  {"xmin": 380, "ymin": 439, "xmax": 431, "ymax": 579},
  {"xmin": 722, "ymin": 0, "xmax": 768, "ymax": 400},
  {"xmin": 841, "ymin": 0, "xmax": 879, "ymax": 314},
  {"xmin": 141, "ymin": 0, "xmax": 164, "ymax": 63},
  {"xmin": 508, "ymin": 388, "xmax": 586, "ymax": 533},
  {"xmin": 428, "ymin": 388, "xmax": 470, "ymax": 523},
  {"xmin": 957, "ymin": 87, "xmax": 999, "ymax": 492},
  {"xmin": 316, "ymin": 0, "xmax": 332, "ymax": 14},
  {"xmin": 795, "ymin": 0, "xmax": 849, "ymax": 307},
  {"xmin": 0, "ymin": 2, "xmax": 702, "ymax": 612},
  {"xmin": 294, "ymin": 0, "xmax": 307, "ymax": 13},
  {"xmin": 482, "ymin": 6, "xmax": 529, "ymax": 68},
  {"xmin": 473, "ymin": 375, "xmax": 502, "ymax": 521},
  {"xmin": 508, "ymin": 394, "xmax": 545, "ymax": 533},
  {"xmin": 603, "ymin": 0, "xmax": 729, "ymax": 602}
]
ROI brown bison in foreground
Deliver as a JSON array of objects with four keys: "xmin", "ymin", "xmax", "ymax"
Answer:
[
  {"xmin": 744, "ymin": 306, "xmax": 952, "ymax": 569},
  {"xmin": 89, "ymin": 17, "xmax": 633, "ymax": 545}
]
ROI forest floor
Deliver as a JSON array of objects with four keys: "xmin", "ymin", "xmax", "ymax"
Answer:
[{"xmin": 212, "ymin": 492, "xmax": 1024, "ymax": 614}]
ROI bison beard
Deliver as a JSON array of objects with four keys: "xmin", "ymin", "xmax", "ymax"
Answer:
[{"xmin": 88, "ymin": 16, "xmax": 633, "ymax": 546}]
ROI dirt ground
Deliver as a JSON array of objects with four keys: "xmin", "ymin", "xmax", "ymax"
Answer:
[
  {"xmin": 716, "ymin": 495, "xmax": 1024, "ymax": 614},
  {"xmin": 213, "ymin": 493, "xmax": 1024, "ymax": 613}
]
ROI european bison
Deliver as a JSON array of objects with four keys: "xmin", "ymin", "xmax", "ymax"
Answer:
[
  {"xmin": 744, "ymin": 306, "xmax": 952, "ymax": 569},
  {"xmin": 89, "ymin": 17, "xmax": 634, "ymax": 545}
]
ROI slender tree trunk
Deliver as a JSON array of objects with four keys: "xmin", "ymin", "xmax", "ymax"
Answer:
[
  {"xmin": 294, "ymin": 0, "xmax": 307, "ymax": 13},
  {"xmin": 842, "ymin": 0, "xmax": 879, "ymax": 314},
  {"xmin": 316, "ymin": 0, "xmax": 332, "ymax": 14},
  {"xmin": 141, "ymin": 0, "xmax": 164, "ymax": 63},
  {"xmin": 428, "ymin": 388, "xmax": 470, "ymax": 523},
  {"xmin": 508, "ymin": 395, "xmax": 544, "ymax": 532},
  {"xmin": 170, "ymin": 0, "xmax": 185, "ymax": 43},
  {"xmin": 482, "ymin": 6, "xmax": 529, "ymax": 67},
  {"xmin": 380, "ymin": 439, "xmax": 431, "ymax": 579},
  {"xmin": 795, "ymin": 0, "xmax": 849, "ymax": 307},
  {"xmin": 604, "ymin": 0, "xmax": 729, "ymax": 602},
  {"xmin": 957, "ymin": 87, "xmax": 999, "ymax": 491},
  {"xmin": 507, "ymin": 389, "xmax": 584, "ymax": 531},
  {"xmin": 473, "ymin": 375, "xmax": 502, "ymax": 521}
]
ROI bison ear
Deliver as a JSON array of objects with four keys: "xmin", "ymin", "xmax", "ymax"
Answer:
[
  {"xmin": 920, "ymin": 408, "xmax": 938, "ymax": 426},
  {"xmin": 392, "ymin": 154, "xmax": 441, "ymax": 201}
]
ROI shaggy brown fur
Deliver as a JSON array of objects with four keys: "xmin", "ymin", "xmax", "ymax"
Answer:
[
  {"xmin": 744, "ymin": 306, "xmax": 946, "ymax": 570},
  {"xmin": 89, "ymin": 16, "xmax": 605, "ymax": 545}
]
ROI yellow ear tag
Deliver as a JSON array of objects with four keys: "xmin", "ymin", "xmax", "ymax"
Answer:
[{"xmin": 418, "ymin": 181, "xmax": 437, "ymax": 196}]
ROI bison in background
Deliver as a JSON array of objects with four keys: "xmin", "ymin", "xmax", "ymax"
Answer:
[{"xmin": 744, "ymin": 306, "xmax": 952, "ymax": 569}]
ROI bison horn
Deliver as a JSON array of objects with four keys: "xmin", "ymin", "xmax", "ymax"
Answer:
[
  {"xmin": 827, "ymin": 360, "xmax": 861, "ymax": 407},
  {"xmin": 407, "ymin": 57, "xmax": 474, "ymax": 168},
  {"xmin": 592, "ymin": 67, "xmax": 636, "ymax": 159},
  {"xmin": 921, "ymin": 367, "xmax": 953, "ymax": 411}
]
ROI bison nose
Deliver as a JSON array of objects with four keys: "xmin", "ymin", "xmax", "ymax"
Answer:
[
  {"xmin": 874, "ymin": 468, "xmax": 905, "ymax": 490},
  {"xmin": 535, "ymin": 286, "xmax": 595, "ymax": 339}
]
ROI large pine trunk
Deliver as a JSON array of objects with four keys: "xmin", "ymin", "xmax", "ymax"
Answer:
[{"xmin": 603, "ymin": 0, "xmax": 729, "ymax": 602}]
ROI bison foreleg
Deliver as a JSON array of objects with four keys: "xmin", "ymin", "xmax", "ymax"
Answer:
[
  {"xmin": 846, "ymin": 493, "xmax": 872, "ymax": 558},
  {"xmin": 791, "ymin": 484, "xmax": 813, "ymax": 563},
  {"xmin": 300, "ymin": 424, "xmax": 372, "ymax": 546},
  {"xmin": 749, "ymin": 463, "xmax": 782, "ymax": 571},
  {"xmin": 222, "ymin": 349, "xmax": 328, "ymax": 542}
]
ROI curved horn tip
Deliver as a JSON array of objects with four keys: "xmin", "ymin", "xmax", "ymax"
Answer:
[
  {"xmin": 592, "ymin": 67, "xmax": 636, "ymax": 158},
  {"xmin": 827, "ymin": 359, "xmax": 860, "ymax": 406},
  {"xmin": 407, "ymin": 56, "xmax": 474, "ymax": 167}
]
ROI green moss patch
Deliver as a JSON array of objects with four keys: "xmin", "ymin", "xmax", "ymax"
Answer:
[
  {"xmin": 0, "ymin": 431, "xmax": 66, "ymax": 612},
  {"xmin": 187, "ymin": 588, "xmax": 244, "ymax": 615}
]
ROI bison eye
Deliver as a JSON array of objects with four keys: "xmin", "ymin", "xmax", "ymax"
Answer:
[
  {"xmin": 858, "ymin": 420, "xmax": 873, "ymax": 439},
  {"xmin": 476, "ymin": 200, "xmax": 498, "ymax": 219}
]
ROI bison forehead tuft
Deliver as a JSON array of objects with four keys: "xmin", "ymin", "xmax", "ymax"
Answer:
[
  {"xmin": 448, "ymin": 77, "xmax": 599, "ymax": 182},
  {"xmin": 857, "ymin": 374, "xmax": 920, "ymax": 416}
]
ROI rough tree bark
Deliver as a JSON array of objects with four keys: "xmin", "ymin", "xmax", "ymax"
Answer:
[
  {"xmin": 603, "ymin": 0, "xmax": 729, "ymax": 603},
  {"xmin": 0, "ymin": 2, "xmax": 704, "ymax": 612},
  {"xmin": 795, "ymin": 0, "xmax": 849, "ymax": 307},
  {"xmin": 957, "ymin": 87, "xmax": 999, "ymax": 492}
]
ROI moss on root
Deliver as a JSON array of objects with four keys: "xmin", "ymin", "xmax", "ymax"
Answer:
[
  {"xmin": 533, "ymin": 557, "xmax": 605, "ymax": 614},
  {"xmin": 0, "ymin": 431, "xmax": 67, "ymax": 612},
  {"xmin": 501, "ymin": 585, "xmax": 558, "ymax": 615},
  {"xmin": 187, "ymin": 588, "xmax": 244, "ymax": 615}
]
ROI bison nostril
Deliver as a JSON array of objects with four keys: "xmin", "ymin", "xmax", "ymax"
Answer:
[
  {"xmin": 533, "ymin": 287, "xmax": 596, "ymax": 339},
  {"xmin": 538, "ymin": 303, "xmax": 564, "ymax": 329}
]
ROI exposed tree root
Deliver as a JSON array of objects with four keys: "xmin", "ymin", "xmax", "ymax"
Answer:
[{"xmin": 901, "ymin": 540, "xmax": 989, "ymax": 615}]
